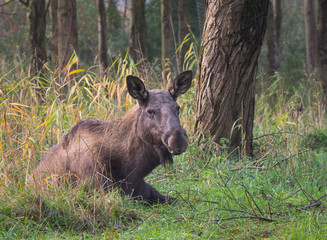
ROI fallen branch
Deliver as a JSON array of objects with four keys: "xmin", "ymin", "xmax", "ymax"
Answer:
[
  {"xmin": 217, "ymin": 215, "xmax": 274, "ymax": 223},
  {"xmin": 297, "ymin": 200, "xmax": 321, "ymax": 211}
]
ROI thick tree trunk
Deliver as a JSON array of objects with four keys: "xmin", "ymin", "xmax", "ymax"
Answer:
[
  {"xmin": 50, "ymin": 0, "xmax": 58, "ymax": 66},
  {"xmin": 317, "ymin": 0, "xmax": 327, "ymax": 97},
  {"xmin": 97, "ymin": 0, "xmax": 108, "ymax": 77},
  {"xmin": 57, "ymin": 0, "xmax": 78, "ymax": 96},
  {"xmin": 194, "ymin": 0, "xmax": 269, "ymax": 156},
  {"xmin": 161, "ymin": 0, "xmax": 173, "ymax": 83},
  {"xmin": 27, "ymin": 0, "xmax": 47, "ymax": 76},
  {"xmin": 265, "ymin": 0, "xmax": 279, "ymax": 76},
  {"xmin": 177, "ymin": 0, "xmax": 189, "ymax": 72},
  {"xmin": 129, "ymin": 0, "xmax": 147, "ymax": 64},
  {"xmin": 304, "ymin": 0, "xmax": 317, "ymax": 73}
]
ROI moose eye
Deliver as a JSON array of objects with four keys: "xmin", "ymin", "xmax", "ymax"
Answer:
[{"xmin": 147, "ymin": 109, "xmax": 155, "ymax": 115}]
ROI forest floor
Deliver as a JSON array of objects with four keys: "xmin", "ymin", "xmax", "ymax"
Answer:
[{"xmin": 1, "ymin": 144, "xmax": 327, "ymax": 239}]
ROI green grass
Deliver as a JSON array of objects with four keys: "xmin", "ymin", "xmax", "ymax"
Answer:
[{"xmin": 1, "ymin": 56, "xmax": 327, "ymax": 239}]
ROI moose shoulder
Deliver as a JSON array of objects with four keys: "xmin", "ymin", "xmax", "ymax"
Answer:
[{"xmin": 29, "ymin": 71, "xmax": 193, "ymax": 203}]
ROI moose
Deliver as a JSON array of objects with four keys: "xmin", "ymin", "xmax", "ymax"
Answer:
[{"xmin": 29, "ymin": 71, "xmax": 193, "ymax": 203}]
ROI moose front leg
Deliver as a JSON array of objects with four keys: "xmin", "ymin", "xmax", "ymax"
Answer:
[
  {"xmin": 124, "ymin": 179, "xmax": 172, "ymax": 203},
  {"xmin": 134, "ymin": 180, "xmax": 168, "ymax": 203}
]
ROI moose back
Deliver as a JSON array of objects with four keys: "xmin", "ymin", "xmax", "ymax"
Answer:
[{"xmin": 29, "ymin": 71, "xmax": 193, "ymax": 203}]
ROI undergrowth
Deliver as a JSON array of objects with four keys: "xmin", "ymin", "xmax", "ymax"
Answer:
[{"xmin": 0, "ymin": 53, "xmax": 326, "ymax": 239}]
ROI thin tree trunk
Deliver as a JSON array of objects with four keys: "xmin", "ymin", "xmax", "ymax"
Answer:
[
  {"xmin": 129, "ymin": 0, "xmax": 147, "ymax": 64},
  {"xmin": 97, "ymin": 0, "xmax": 108, "ymax": 77},
  {"xmin": 265, "ymin": 0, "xmax": 279, "ymax": 77},
  {"xmin": 177, "ymin": 0, "xmax": 189, "ymax": 72},
  {"xmin": 304, "ymin": 0, "xmax": 317, "ymax": 73},
  {"xmin": 57, "ymin": 0, "xmax": 78, "ymax": 96},
  {"xmin": 28, "ymin": 0, "xmax": 47, "ymax": 76},
  {"xmin": 274, "ymin": 0, "xmax": 282, "ymax": 53},
  {"xmin": 123, "ymin": 0, "xmax": 128, "ymax": 29},
  {"xmin": 161, "ymin": 0, "xmax": 173, "ymax": 83},
  {"xmin": 196, "ymin": 0, "xmax": 205, "ymax": 36},
  {"xmin": 317, "ymin": 0, "xmax": 327, "ymax": 97},
  {"xmin": 50, "ymin": 0, "xmax": 58, "ymax": 66},
  {"xmin": 194, "ymin": 0, "xmax": 269, "ymax": 156}
]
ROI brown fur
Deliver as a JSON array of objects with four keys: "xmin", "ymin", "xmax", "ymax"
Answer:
[{"xmin": 29, "ymin": 71, "xmax": 193, "ymax": 203}]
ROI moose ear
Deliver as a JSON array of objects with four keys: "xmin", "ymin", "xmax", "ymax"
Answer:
[
  {"xmin": 169, "ymin": 70, "xmax": 193, "ymax": 100},
  {"xmin": 126, "ymin": 75, "xmax": 149, "ymax": 104}
]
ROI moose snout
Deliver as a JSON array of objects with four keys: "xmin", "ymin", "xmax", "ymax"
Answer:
[{"xmin": 163, "ymin": 127, "xmax": 188, "ymax": 155}]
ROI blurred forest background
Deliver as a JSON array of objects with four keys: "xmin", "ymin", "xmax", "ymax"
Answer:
[{"xmin": 0, "ymin": 0, "xmax": 320, "ymax": 86}]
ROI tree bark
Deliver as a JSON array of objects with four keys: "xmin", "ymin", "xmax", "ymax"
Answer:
[
  {"xmin": 304, "ymin": 0, "xmax": 317, "ymax": 73},
  {"xmin": 196, "ymin": 0, "xmax": 205, "ymax": 36},
  {"xmin": 274, "ymin": 0, "xmax": 282, "ymax": 52},
  {"xmin": 27, "ymin": 0, "xmax": 47, "ymax": 76},
  {"xmin": 265, "ymin": 0, "xmax": 279, "ymax": 76},
  {"xmin": 97, "ymin": 0, "xmax": 108, "ymax": 77},
  {"xmin": 123, "ymin": 0, "xmax": 128, "ymax": 29},
  {"xmin": 194, "ymin": 0, "xmax": 269, "ymax": 156},
  {"xmin": 57, "ymin": 0, "xmax": 78, "ymax": 96},
  {"xmin": 161, "ymin": 0, "xmax": 173, "ymax": 82},
  {"xmin": 50, "ymin": 0, "xmax": 58, "ymax": 66},
  {"xmin": 177, "ymin": 0, "xmax": 189, "ymax": 72},
  {"xmin": 317, "ymin": 0, "xmax": 327, "ymax": 96},
  {"xmin": 129, "ymin": 0, "xmax": 147, "ymax": 64}
]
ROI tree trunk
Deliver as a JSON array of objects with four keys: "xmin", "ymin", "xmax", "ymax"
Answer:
[
  {"xmin": 97, "ymin": 0, "xmax": 108, "ymax": 77},
  {"xmin": 57, "ymin": 0, "xmax": 78, "ymax": 96},
  {"xmin": 317, "ymin": 0, "xmax": 327, "ymax": 96},
  {"xmin": 27, "ymin": 0, "xmax": 47, "ymax": 76},
  {"xmin": 129, "ymin": 0, "xmax": 147, "ymax": 64},
  {"xmin": 196, "ymin": 0, "xmax": 205, "ymax": 36},
  {"xmin": 161, "ymin": 0, "xmax": 173, "ymax": 83},
  {"xmin": 274, "ymin": 0, "xmax": 282, "ymax": 52},
  {"xmin": 265, "ymin": 0, "xmax": 279, "ymax": 77},
  {"xmin": 107, "ymin": 0, "xmax": 122, "ymax": 33},
  {"xmin": 123, "ymin": 0, "xmax": 128, "ymax": 29},
  {"xmin": 304, "ymin": 0, "xmax": 317, "ymax": 73},
  {"xmin": 50, "ymin": 0, "xmax": 58, "ymax": 66},
  {"xmin": 177, "ymin": 0, "xmax": 189, "ymax": 72},
  {"xmin": 194, "ymin": 0, "xmax": 269, "ymax": 156}
]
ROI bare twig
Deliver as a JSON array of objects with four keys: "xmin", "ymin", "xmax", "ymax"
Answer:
[
  {"xmin": 18, "ymin": 0, "xmax": 29, "ymax": 7},
  {"xmin": 197, "ymin": 155, "xmax": 212, "ymax": 173},
  {"xmin": 168, "ymin": 190, "xmax": 195, "ymax": 210},
  {"xmin": 217, "ymin": 172, "xmax": 247, "ymax": 211},
  {"xmin": 130, "ymin": 209, "xmax": 158, "ymax": 231},
  {"xmin": 194, "ymin": 201, "xmax": 250, "ymax": 214},
  {"xmin": 297, "ymin": 201, "xmax": 321, "ymax": 211},
  {"xmin": 294, "ymin": 177, "xmax": 315, "ymax": 202},
  {"xmin": 280, "ymin": 189, "xmax": 301, "ymax": 201},
  {"xmin": 231, "ymin": 165, "xmax": 268, "ymax": 171},
  {"xmin": 253, "ymin": 131, "xmax": 299, "ymax": 140},
  {"xmin": 242, "ymin": 184, "xmax": 264, "ymax": 217},
  {"xmin": 273, "ymin": 149, "xmax": 310, "ymax": 167},
  {"xmin": 0, "ymin": 0, "xmax": 14, "ymax": 7},
  {"xmin": 217, "ymin": 215, "xmax": 274, "ymax": 223},
  {"xmin": 316, "ymin": 194, "xmax": 327, "ymax": 202}
]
